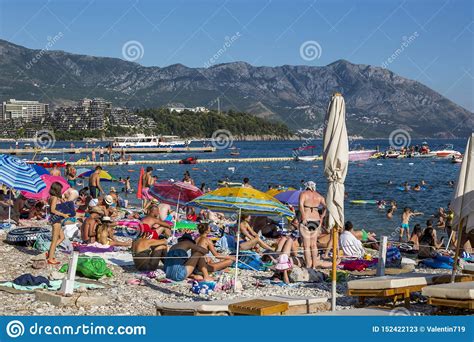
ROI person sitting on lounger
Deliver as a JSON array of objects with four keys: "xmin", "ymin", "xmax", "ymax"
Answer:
[
  {"xmin": 340, "ymin": 221, "xmax": 366, "ymax": 258},
  {"xmin": 132, "ymin": 230, "xmax": 168, "ymax": 272},
  {"xmin": 164, "ymin": 234, "xmax": 213, "ymax": 281}
]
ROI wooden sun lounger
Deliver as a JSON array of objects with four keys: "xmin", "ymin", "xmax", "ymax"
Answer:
[
  {"xmin": 461, "ymin": 262, "xmax": 474, "ymax": 275},
  {"xmin": 347, "ymin": 273, "xmax": 472, "ymax": 307},
  {"xmin": 423, "ymin": 281, "xmax": 474, "ymax": 311},
  {"xmin": 155, "ymin": 295, "xmax": 329, "ymax": 316}
]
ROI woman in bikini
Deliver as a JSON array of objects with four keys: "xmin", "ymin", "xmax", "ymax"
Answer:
[{"xmin": 298, "ymin": 181, "xmax": 326, "ymax": 268}]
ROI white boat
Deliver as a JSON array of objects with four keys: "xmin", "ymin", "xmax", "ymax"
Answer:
[
  {"xmin": 295, "ymin": 155, "xmax": 319, "ymax": 162},
  {"xmin": 349, "ymin": 149, "xmax": 377, "ymax": 161},
  {"xmin": 112, "ymin": 134, "xmax": 191, "ymax": 148},
  {"xmin": 432, "ymin": 144, "xmax": 462, "ymax": 158}
]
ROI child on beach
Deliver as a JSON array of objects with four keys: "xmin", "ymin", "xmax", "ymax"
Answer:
[
  {"xmin": 47, "ymin": 182, "xmax": 69, "ymax": 264},
  {"xmin": 400, "ymin": 207, "xmax": 423, "ymax": 242},
  {"xmin": 96, "ymin": 217, "xmax": 131, "ymax": 247}
]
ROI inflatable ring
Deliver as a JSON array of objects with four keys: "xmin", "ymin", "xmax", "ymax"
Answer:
[{"xmin": 6, "ymin": 227, "xmax": 50, "ymax": 243}]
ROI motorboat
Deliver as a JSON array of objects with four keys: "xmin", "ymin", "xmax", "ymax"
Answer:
[
  {"xmin": 432, "ymin": 144, "xmax": 462, "ymax": 158},
  {"xmin": 349, "ymin": 149, "xmax": 377, "ymax": 161},
  {"xmin": 112, "ymin": 134, "xmax": 191, "ymax": 148},
  {"xmin": 293, "ymin": 145, "xmax": 319, "ymax": 161}
]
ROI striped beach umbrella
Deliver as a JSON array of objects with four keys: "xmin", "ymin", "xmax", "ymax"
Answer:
[
  {"xmin": 189, "ymin": 187, "xmax": 294, "ymax": 292},
  {"xmin": 150, "ymin": 181, "xmax": 203, "ymax": 206},
  {"xmin": 189, "ymin": 187, "xmax": 294, "ymax": 217},
  {"xmin": 0, "ymin": 155, "xmax": 45, "ymax": 193}
]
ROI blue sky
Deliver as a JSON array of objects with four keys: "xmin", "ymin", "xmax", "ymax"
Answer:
[{"xmin": 0, "ymin": 0, "xmax": 472, "ymax": 111}]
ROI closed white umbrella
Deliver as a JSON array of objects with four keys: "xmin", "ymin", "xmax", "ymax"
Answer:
[
  {"xmin": 450, "ymin": 133, "xmax": 474, "ymax": 282},
  {"xmin": 323, "ymin": 93, "xmax": 349, "ymax": 311}
]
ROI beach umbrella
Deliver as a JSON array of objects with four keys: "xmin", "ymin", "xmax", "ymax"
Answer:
[
  {"xmin": 275, "ymin": 190, "xmax": 302, "ymax": 206},
  {"xmin": 323, "ymin": 93, "xmax": 349, "ymax": 311},
  {"xmin": 0, "ymin": 155, "xmax": 45, "ymax": 193},
  {"xmin": 149, "ymin": 181, "xmax": 203, "ymax": 206},
  {"xmin": 189, "ymin": 187, "xmax": 294, "ymax": 292},
  {"xmin": 265, "ymin": 187, "xmax": 296, "ymax": 197},
  {"xmin": 189, "ymin": 187, "xmax": 295, "ymax": 217},
  {"xmin": 75, "ymin": 168, "xmax": 91, "ymax": 177},
  {"xmin": 0, "ymin": 155, "xmax": 45, "ymax": 222},
  {"xmin": 21, "ymin": 174, "xmax": 70, "ymax": 201},
  {"xmin": 78, "ymin": 169, "xmax": 115, "ymax": 181},
  {"xmin": 31, "ymin": 164, "xmax": 49, "ymax": 176},
  {"xmin": 450, "ymin": 133, "xmax": 474, "ymax": 282}
]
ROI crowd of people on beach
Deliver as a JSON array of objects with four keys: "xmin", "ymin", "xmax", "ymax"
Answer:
[{"xmin": 1, "ymin": 162, "xmax": 472, "ymax": 286}]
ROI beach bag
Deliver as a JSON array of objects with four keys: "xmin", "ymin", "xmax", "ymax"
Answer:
[
  {"xmin": 33, "ymin": 232, "xmax": 73, "ymax": 254},
  {"xmin": 385, "ymin": 246, "xmax": 402, "ymax": 267},
  {"xmin": 59, "ymin": 256, "xmax": 113, "ymax": 279},
  {"xmin": 232, "ymin": 251, "xmax": 265, "ymax": 271}
]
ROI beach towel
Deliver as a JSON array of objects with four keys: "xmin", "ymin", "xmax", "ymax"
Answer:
[
  {"xmin": 232, "ymin": 251, "xmax": 265, "ymax": 271},
  {"xmin": 191, "ymin": 280, "xmax": 216, "ymax": 294},
  {"xmin": 13, "ymin": 274, "xmax": 50, "ymax": 287},
  {"xmin": 84, "ymin": 251, "xmax": 134, "ymax": 266},
  {"xmin": 420, "ymin": 255, "xmax": 454, "ymax": 269},
  {"xmin": 34, "ymin": 232, "xmax": 73, "ymax": 254},
  {"xmin": 339, "ymin": 258, "xmax": 378, "ymax": 271},
  {"xmin": 59, "ymin": 256, "xmax": 113, "ymax": 279},
  {"xmin": 76, "ymin": 243, "xmax": 115, "ymax": 254},
  {"xmin": 0, "ymin": 280, "xmax": 104, "ymax": 291}
]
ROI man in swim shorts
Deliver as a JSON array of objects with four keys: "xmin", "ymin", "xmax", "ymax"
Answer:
[
  {"xmin": 89, "ymin": 166, "xmax": 104, "ymax": 198},
  {"xmin": 400, "ymin": 207, "xmax": 423, "ymax": 242}
]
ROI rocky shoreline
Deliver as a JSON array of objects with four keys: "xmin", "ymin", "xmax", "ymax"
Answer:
[{"xmin": 0, "ymin": 228, "xmax": 458, "ymax": 316}]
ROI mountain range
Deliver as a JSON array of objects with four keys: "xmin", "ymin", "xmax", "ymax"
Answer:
[{"xmin": 0, "ymin": 39, "xmax": 472, "ymax": 138}]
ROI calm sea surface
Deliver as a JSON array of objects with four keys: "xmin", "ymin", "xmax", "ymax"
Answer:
[{"xmin": 4, "ymin": 138, "xmax": 469, "ymax": 239}]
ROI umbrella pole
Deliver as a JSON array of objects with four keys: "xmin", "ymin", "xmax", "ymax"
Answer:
[
  {"xmin": 8, "ymin": 188, "xmax": 11, "ymax": 223},
  {"xmin": 451, "ymin": 218, "xmax": 465, "ymax": 283},
  {"xmin": 174, "ymin": 192, "xmax": 181, "ymax": 237},
  {"xmin": 331, "ymin": 224, "xmax": 338, "ymax": 311},
  {"xmin": 234, "ymin": 208, "xmax": 242, "ymax": 292}
]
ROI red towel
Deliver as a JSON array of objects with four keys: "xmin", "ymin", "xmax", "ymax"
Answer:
[{"xmin": 136, "ymin": 167, "xmax": 144, "ymax": 199}]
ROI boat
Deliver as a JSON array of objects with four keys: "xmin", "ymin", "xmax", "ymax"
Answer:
[
  {"xmin": 112, "ymin": 134, "xmax": 191, "ymax": 148},
  {"xmin": 432, "ymin": 144, "xmax": 462, "ymax": 158},
  {"xmin": 383, "ymin": 150, "xmax": 400, "ymax": 159},
  {"xmin": 293, "ymin": 145, "xmax": 319, "ymax": 162},
  {"xmin": 348, "ymin": 149, "xmax": 377, "ymax": 162},
  {"xmin": 179, "ymin": 156, "xmax": 197, "ymax": 164},
  {"xmin": 27, "ymin": 158, "xmax": 66, "ymax": 168},
  {"xmin": 230, "ymin": 151, "xmax": 240, "ymax": 156}
]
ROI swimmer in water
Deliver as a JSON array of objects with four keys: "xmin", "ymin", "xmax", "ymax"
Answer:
[{"xmin": 413, "ymin": 184, "xmax": 421, "ymax": 192}]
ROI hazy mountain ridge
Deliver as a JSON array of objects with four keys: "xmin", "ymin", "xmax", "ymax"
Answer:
[{"xmin": 0, "ymin": 39, "xmax": 472, "ymax": 138}]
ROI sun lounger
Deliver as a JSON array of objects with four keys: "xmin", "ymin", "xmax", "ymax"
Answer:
[
  {"xmin": 347, "ymin": 273, "xmax": 471, "ymax": 307},
  {"xmin": 155, "ymin": 295, "xmax": 329, "ymax": 316},
  {"xmin": 462, "ymin": 262, "xmax": 474, "ymax": 275},
  {"xmin": 422, "ymin": 281, "xmax": 474, "ymax": 310}
]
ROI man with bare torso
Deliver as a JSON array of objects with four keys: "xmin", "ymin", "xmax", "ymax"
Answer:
[
  {"xmin": 50, "ymin": 165, "xmax": 61, "ymax": 177},
  {"xmin": 141, "ymin": 204, "xmax": 172, "ymax": 238},
  {"xmin": 298, "ymin": 181, "xmax": 326, "ymax": 268},
  {"xmin": 141, "ymin": 166, "xmax": 154, "ymax": 209},
  {"xmin": 89, "ymin": 166, "xmax": 104, "ymax": 198}
]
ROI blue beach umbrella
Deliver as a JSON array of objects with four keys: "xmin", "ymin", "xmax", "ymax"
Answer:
[
  {"xmin": 31, "ymin": 164, "xmax": 49, "ymax": 176},
  {"xmin": 0, "ymin": 155, "xmax": 45, "ymax": 193},
  {"xmin": 274, "ymin": 190, "xmax": 302, "ymax": 207}
]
